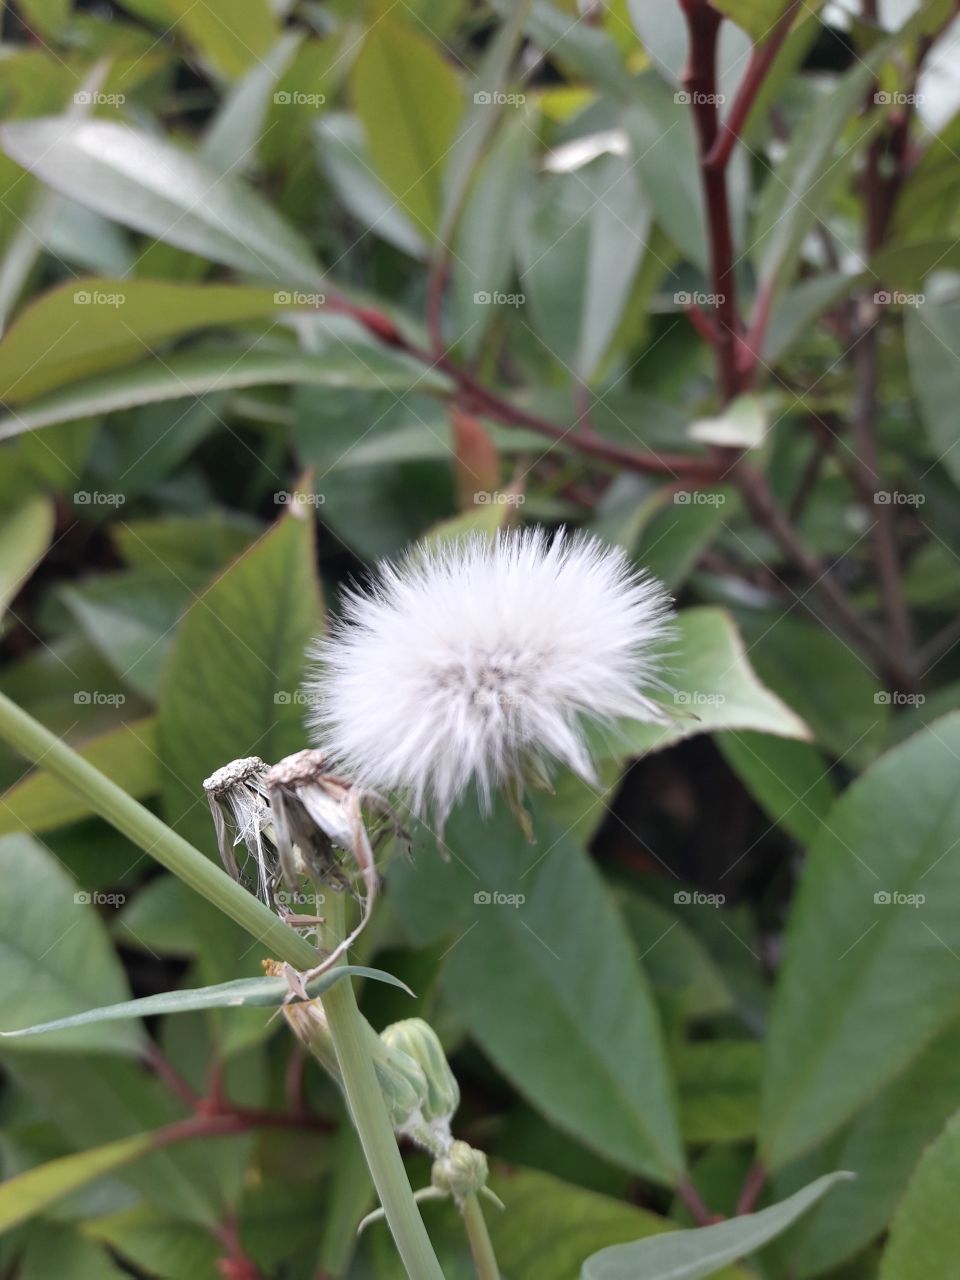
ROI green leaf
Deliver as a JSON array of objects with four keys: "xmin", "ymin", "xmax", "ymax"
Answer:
[
  {"xmin": 389, "ymin": 795, "xmax": 686, "ymax": 1185},
  {"xmin": 200, "ymin": 32, "xmax": 303, "ymax": 173},
  {"xmin": 19, "ymin": 1223, "xmax": 132, "ymax": 1280},
  {"xmin": 615, "ymin": 607, "xmax": 811, "ymax": 756},
  {"xmin": 0, "ymin": 494, "xmax": 54, "ymax": 612},
  {"xmin": 716, "ymin": 732, "xmax": 836, "ymax": 845},
  {"xmin": 709, "ymin": 0, "xmax": 801, "ymax": 41},
  {"xmin": 1, "ymin": 965, "xmax": 410, "ymax": 1040},
  {"xmin": 0, "ymin": 1131, "xmax": 156, "ymax": 1234},
  {"xmin": 636, "ymin": 490, "xmax": 736, "ymax": 590},
  {"xmin": 905, "ymin": 302, "xmax": 960, "ymax": 487},
  {"xmin": 617, "ymin": 891, "xmax": 734, "ymax": 1020},
  {"xmin": 768, "ymin": 1017, "xmax": 960, "ymax": 1276},
  {"xmin": 0, "ymin": 719, "xmax": 157, "ymax": 836},
  {"xmin": 759, "ymin": 713, "xmax": 960, "ymax": 1170},
  {"xmin": 157, "ymin": 509, "xmax": 323, "ymax": 854},
  {"xmin": 0, "ymin": 344, "xmax": 450, "ymax": 440},
  {"xmin": 0, "ymin": 119, "xmax": 322, "ymax": 285},
  {"xmin": 450, "ymin": 111, "xmax": 532, "ymax": 356},
  {"xmin": 0, "ymin": 834, "xmax": 143, "ymax": 1055},
  {"xmin": 737, "ymin": 613, "xmax": 885, "ymax": 767},
  {"xmin": 161, "ymin": 0, "xmax": 279, "ymax": 80},
  {"xmin": 581, "ymin": 1172, "xmax": 853, "ymax": 1279},
  {"xmin": 0, "ymin": 278, "xmax": 292, "ymax": 403},
  {"xmin": 351, "ymin": 18, "xmax": 462, "ymax": 237},
  {"xmin": 676, "ymin": 1040, "xmax": 761, "ymax": 1143},
  {"xmin": 488, "ymin": 1166, "xmax": 745, "ymax": 1280},
  {"xmin": 879, "ymin": 1109, "xmax": 960, "ymax": 1278},
  {"xmin": 84, "ymin": 1204, "xmax": 221, "ymax": 1279},
  {"xmin": 60, "ymin": 571, "xmax": 194, "ymax": 702}
]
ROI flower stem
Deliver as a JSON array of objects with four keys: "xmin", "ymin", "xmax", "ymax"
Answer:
[
  {"xmin": 462, "ymin": 1194, "xmax": 500, "ymax": 1280},
  {"xmin": 0, "ymin": 691, "xmax": 444, "ymax": 1280}
]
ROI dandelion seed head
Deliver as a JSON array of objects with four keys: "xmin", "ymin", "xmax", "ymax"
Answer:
[{"xmin": 306, "ymin": 528, "xmax": 673, "ymax": 825}]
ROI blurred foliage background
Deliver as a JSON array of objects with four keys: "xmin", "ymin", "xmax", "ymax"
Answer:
[{"xmin": 1, "ymin": 0, "xmax": 960, "ymax": 1275}]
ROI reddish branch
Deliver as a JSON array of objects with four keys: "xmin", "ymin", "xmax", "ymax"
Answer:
[{"xmin": 735, "ymin": 1160, "xmax": 767, "ymax": 1215}]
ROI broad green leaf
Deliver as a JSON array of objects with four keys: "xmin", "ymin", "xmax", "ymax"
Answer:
[
  {"xmin": 0, "ymin": 719, "xmax": 157, "ymax": 836},
  {"xmin": 1, "ymin": 965, "xmax": 409, "ymax": 1040},
  {"xmin": 737, "ymin": 613, "xmax": 886, "ymax": 766},
  {"xmin": 389, "ymin": 795, "xmax": 686, "ymax": 1185},
  {"xmin": 616, "ymin": 607, "xmax": 811, "ymax": 756},
  {"xmin": 113, "ymin": 513, "xmax": 261, "ymax": 579},
  {"xmin": 489, "ymin": 1166, "xmax": 745, "ymax": 1280},
  {"xmin": 636, "ymin": 490, "xmax": 735, "ymax": 590},
  {"xmin": 314, "ymin": 114, "xmax": 427, "ymax": 259},
  {"xmin": 0, "ymin": 344, "xmax": 450, "ymax": 440},
  {"xmin": 710, "ymin": 0, "xmax": 801, "ymax": 41},
  {"xmin": 0, "ymin": 119, "xmax": 322, "ymax": 285},
  {"xmin": 763, "ymin": 272, "xmax": 864, "ymax": 363},
  {"xmin": 879, "ymin": 1109, "xmax": 960, "ymax": 1279},
  {"xmin": 351, "ymin": 18, "xmax": 462, "ymax": 237},
  {"xmin": 0, "ymin": 278, "xmax": 293, "ymax": 403},
  {"xmin": 581, "ymin": 1172, "xmax": 853, "ymax": 1280},
  {"xmin": 0, "ymin": 835, "xmax": 142, "ymax": 1055},
  {"xmin": 200, "ymin": 31, "xmax": 303, "ymax": 173},
  {"xmin": 84, "ymin": 1204, "xmax": 221, "ymax": 1279},
  {"xmin": 716, "ymin": 732, "xmax": 836, "ymax": 845},
  {"xmin": 676, "ymin": 1040, "xmax": 761, "ymax": 1143},
  {"xmin": 157, "ymin": 509, "xmax": 323, "ymax": 854},
  {"xmin": 0, "ymin": 494, "xmax": 54, "ymax": 612},
  {"xmin": 4, "ymin": 1055, "xmax": 228, "ymax": 1223},
  {"xmin": 688, "ymin": 395, "xmax": 766, "ymax": 449},
  {"xmin": 751, "ymin": 14, "xmax": 925, "ymax": 294},
  {"xmin": 617, "ymin": 891, "xmax": 733, "ymax": 1020},
  {"xmin": 0, "ymin": 1131, "xmax": 155, "ymax": 1234},
  {"xmin": 759, "ymin": 713, "xmax": 960, "ymax": 1169},
  {"xmin": 450, "ymin": 111, "xmax": 532, "ymax": 356},
  {"xmin": 769, "ymin": 1018, "xmax": 960, "ymax": 1276},
  {"xmin": 60, "ymin": 571, "xmax": 195, "ymax": 701},
  {"xmin": 19, "ymin": 1224, "xmax": 131, "ymax": 1280},
  {"xmin": 162, "ymin": 0, "xmax": 278, "ymax": 80},
  {"xmin": 905, "ymin": 302, "xmax": 960, "ymax": 487},
  {"xmin": 873, "ymin": 237, "xmax": 960, "ymax": 287}
]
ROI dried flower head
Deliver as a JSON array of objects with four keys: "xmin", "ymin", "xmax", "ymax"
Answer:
[{"xmin": 306, "ymin": 527, "xmax": 673, "ymax": 825}]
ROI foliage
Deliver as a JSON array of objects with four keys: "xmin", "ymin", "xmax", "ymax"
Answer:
[{"xmin": 0, "ymin": 0, "xmax": 959, "ymax": 1276}]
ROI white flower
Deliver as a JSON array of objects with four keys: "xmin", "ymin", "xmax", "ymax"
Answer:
[{"xmin": 305, "ymin": 528, "xmax": 673, "ymax": 825}]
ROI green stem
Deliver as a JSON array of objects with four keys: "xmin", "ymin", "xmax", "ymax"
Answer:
[
  {"xmin": 0, "ymin": 691, "xmax": 443, "ymax": 1280},
  {"xmin": 462, "ymin": 1194, "xmax": 500, "ymax": 1280}
]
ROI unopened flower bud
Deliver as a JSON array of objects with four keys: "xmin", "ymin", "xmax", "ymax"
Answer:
[
  {"xmin": 372, "ymin": 1040, "xmax": 430, "ymax": 1131},
  {"xmin": 381, "ymin": 1018, "xmax": 459, "ymax": 1125},
  {"xmin": 431, "ymin": 1140, "xmax": 489, "ymax": 1205}
]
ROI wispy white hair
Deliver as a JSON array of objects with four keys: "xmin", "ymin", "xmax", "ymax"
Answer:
[{"xmin": 305, "ymin": 527, "xmax": 673, "ymax": 826}]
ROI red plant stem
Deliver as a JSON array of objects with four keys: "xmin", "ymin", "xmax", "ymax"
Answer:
[
  {"xmin": 143, "ymin": 1040, "xmax": 200, "ymax": 1107},
  {"xmin": 679, "ymin": 0, "xmax": 741, "ymax": 402},
  {"xmin": 677, "ymin": 1177, "xmax": 718, "ymax": 1226},
  {"xmin": 736, "ymin": 1160, "xmax": 767, "ymax": 1215},
  {"xmin": 705, "ymin": 0, "xmax": 805, "ymax": 173}
]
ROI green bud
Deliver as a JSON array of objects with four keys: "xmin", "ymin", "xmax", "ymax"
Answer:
[
  {"xmin": 371, "ymin": 1040, "xmax": 430, "ymax": 1131},
  {"xmin": 431, "ymin": 1140, "xmax": 489, "ymax": 1205},
  {"xmin": 381, "ymin": 1018, "xmax": 460, "ymax": 1125}
]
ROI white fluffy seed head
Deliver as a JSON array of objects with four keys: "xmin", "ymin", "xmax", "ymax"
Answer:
[{"xmin": 305, "ymin": 527, "xmax": 674, "ymax": 826}]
